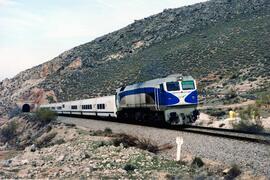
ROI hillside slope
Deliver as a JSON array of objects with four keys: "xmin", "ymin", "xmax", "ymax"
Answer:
[{"xmin": 0, "ymin": 0, "xmax": 269, "ymax": 115}]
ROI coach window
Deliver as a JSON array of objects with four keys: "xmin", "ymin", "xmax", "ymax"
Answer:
[
  {"xmin": 166, "ymin": 82, "xmax": 180, "ymax": 91},
  {"xmin": 97, "ymin": 104, "xmax": 105, "ymax": 109},
  {"xmin": 71, "ymin": 105, "xmax": 78, "ymax": 110}
]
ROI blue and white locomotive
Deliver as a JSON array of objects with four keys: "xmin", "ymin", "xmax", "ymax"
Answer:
[
  {"xmin": 116, "ymin": 74, "xmax": 199, "ymax": 125},
  {"xmin": 40, "ymin": 74, "xmax": 199, "ymax": 125}
]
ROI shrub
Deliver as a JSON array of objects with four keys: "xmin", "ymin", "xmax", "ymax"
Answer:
[
  {"xmin": 224, "ymin": 164, "xmax": 241, "ymax": 180},
  {"xmin": 35, "ymin": 132, "xmax": 57, "ymax": 148},
  {"xmin": 90, "ymin": 128, "xmax": 113, "ymax": 137},
  {"xmin": 0, "ymin": 121, "xmax": 18, "ymax": 142},
  {"xmin": 123, "ymin": 163, "xmax": 137, "ymax": 172},
  {"xmin": 204, "ymin": 108, "xmax": 226, "ymax": 117},
  {"xmin": 233, "ymin": 120, "xmax": 263, "ymax": 133},
  {"xmin": 225, "ymin": 89, "xmax": 237, "ymax": 100},
  {"xmin": 112, "ymin": 133, "xmax": 173, "ymax": 154},
  {"xmin": 104, "ymin": 127, "xmax": 113, "ymax": 135},
  {"xmin": 239, "ymin": 105, "xmax": 260, "ymax": 121},
  {"xmin": 35, "ymin": 108, "xmax": 56, "ymax": 125},
  {"xmin": 256, "ymin": 93, "xmax": 270, "ymax": 108},
  {"xmin": 191, "ymin": 157, "xmax": 204, "ymax": 168},
  {"xmin": 233, "ymin": 106, "xmax": 263, "ymax": 132},
  {"xmin": 8, "ymin": 105, "xmax": 21, "ymax": 119},
  {"xmin": 46, "ymin": 95, "xmax": 56, "ymax": 104}
]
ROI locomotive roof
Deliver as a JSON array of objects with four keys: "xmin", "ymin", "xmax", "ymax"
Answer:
[{"xmin": 118, "ymin": 74, "xmax": 195, "ymax": 92}]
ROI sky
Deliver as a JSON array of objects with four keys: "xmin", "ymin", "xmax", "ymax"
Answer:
[{"xmin": 0, "ymin": 0, "xmax": 207, "ymax": 81}]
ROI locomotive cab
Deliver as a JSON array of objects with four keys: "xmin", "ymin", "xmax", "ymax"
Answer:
[{"xmin": 159, "ymin": 78, "xmax": 199, "ymax": 125}]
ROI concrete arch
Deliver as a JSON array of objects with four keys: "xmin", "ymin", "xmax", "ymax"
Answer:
[{"xmin": 22, "ymin": 104, "xmax": 31, "ymax": 112}]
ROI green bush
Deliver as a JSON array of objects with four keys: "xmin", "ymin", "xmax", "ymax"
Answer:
[
  {"xmin": 0, "ymin": 121, "xmax": 18, "ymax": 142},
  {"xmin": 191, "ymin": 157, "xmax": 204, "ymax": 168},
  {"xmin": 256, "ymin": 93, "xmax": 270, "ymax": 108},
  {"xmin": 123, "ymin": 163, "xmax": 137, "ymax": 172},
  {"xmin": 35, "ymin": 108, "xmax": 56, "ymax": 125},
  {"xmin": 233, "ymin": 106, "xmax": 263, "ymax": 132},
  {"xmin": 225, "ymin": 89, "xmax": 237, "ymax": 100},
  {"xmin": 8, "ymin": 105, "xmax": 21, "ymax": 119},
  {"xmin": 239, "ymin": 105, "xmax": 260, "ymax": 121},
  {"xmin": 233, "ymin": 120, "xmax": 263, "ymax": 133},
  {"xmin": 90, "ymin": 128, "xmax": 113, "ymax": 137},
  {"xmin": 204, "ymin": 108, "xmax": 226, "ymax": 117}
]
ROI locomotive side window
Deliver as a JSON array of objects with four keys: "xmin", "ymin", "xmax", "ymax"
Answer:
[
  {"xmin": 166, "ymin": 82, "xmax": 180, "ymax": 91},
  {"xmin": 181, "ymin": 81, "xmax": 195, "ymax": 90}
]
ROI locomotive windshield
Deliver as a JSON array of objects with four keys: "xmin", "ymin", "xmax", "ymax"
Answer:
[
  {"xmin": 166, "ymin": 82, "xmax": 180, "ymax": 91},
  {"xmin": 181, "ymin": 81, "xmax": 195, "ymax": 90}
]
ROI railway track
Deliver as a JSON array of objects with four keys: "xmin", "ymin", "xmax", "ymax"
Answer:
[
  {"xmin": 173, "ymin": 125, "xmax": 270, "ymax": 145},
  {"xmin": 58, "ymin": 114, "xmax": 270, "ymax": 145}
]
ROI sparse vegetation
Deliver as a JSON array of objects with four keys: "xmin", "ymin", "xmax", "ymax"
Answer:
[
  {"xmin": 204, "ymin": 108, "xmax": 226, "ymax": 117},
  {"xmin": 191, "ymin": 157, "xmax": 204, "ymax": 168},
  {"xmin": 0, "ymin": 121, "xmax": 18, "ymax": 143},
  {"xmin": 35, "ymin": 108, "xmax": 56, "ymax": 125},
  {"xmin": 123, "ymin": 163, "xmax": 137, "ymax": 172},
  {"xmin": 112, "ymin": 133, "xmax": 173, "ymax": 154},
  {"xmin": 233, "ymin": 105, "xmax": 263, "ymax": 132},
  {"xmin": 35, "ymin": 132, "xmax": 58, "ymax": 148},
  {"xmin": 90, "ymin": 127, "xmax": 113, "ymax": 136},
  {"xmin": 239, "ymin": 105, "xmax": 260, "ymax": 121},
  {"xmin": 8, "ymin": 105, "xmax": 21, "ymax": 119},
  {"xmin": 224, "ymin": 164, "xmax": 241, "ymax": 180},
  {"xmin": 46, "ymin": 95, "xmax": 56, "ymax": 104},
  {"xmin": 256, "ymin": 92, "xmax": 270, "ymax": 108}
]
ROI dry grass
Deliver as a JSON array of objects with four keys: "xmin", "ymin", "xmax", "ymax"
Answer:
[{"xmin": 112, "ymin": 133, "xmax": 173, "ymax": 154}]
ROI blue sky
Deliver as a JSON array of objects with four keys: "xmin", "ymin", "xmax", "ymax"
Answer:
[{"xmin": 0, "ymin": 0, "xmax": 206, "ymax": 80}]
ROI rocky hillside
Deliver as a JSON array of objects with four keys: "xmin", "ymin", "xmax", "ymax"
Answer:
[
  {"xmin": 0, "ymin": 0, "xmax": 270, "ymax": 115},
  {"xmin": 0, "ymin": 117, "xmax": 264, "ymax": 179}
]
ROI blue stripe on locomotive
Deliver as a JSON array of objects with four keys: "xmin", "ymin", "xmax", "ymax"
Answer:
[
  {"xmin": 184, "ymin": 90, "xmax": 198, "ymax": 104},
  {"xmin": 119, "ymin": 87, "xmax": 198, "ymax": 106}
]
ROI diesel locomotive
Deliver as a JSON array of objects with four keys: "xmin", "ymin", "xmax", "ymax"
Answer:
[{"xmin": 40, "ymin": 74, "xmax": 199, "ymax": 125}]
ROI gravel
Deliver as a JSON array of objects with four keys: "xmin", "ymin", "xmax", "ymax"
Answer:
[{"xmin": 58, "ymin": 116, "xmax": 270, "ymax": 177}]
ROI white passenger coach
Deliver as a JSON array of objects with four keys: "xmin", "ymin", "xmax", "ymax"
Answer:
[{"xmin": 40, "ymin": 95, "xmax": 117, "ymax": 118}]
